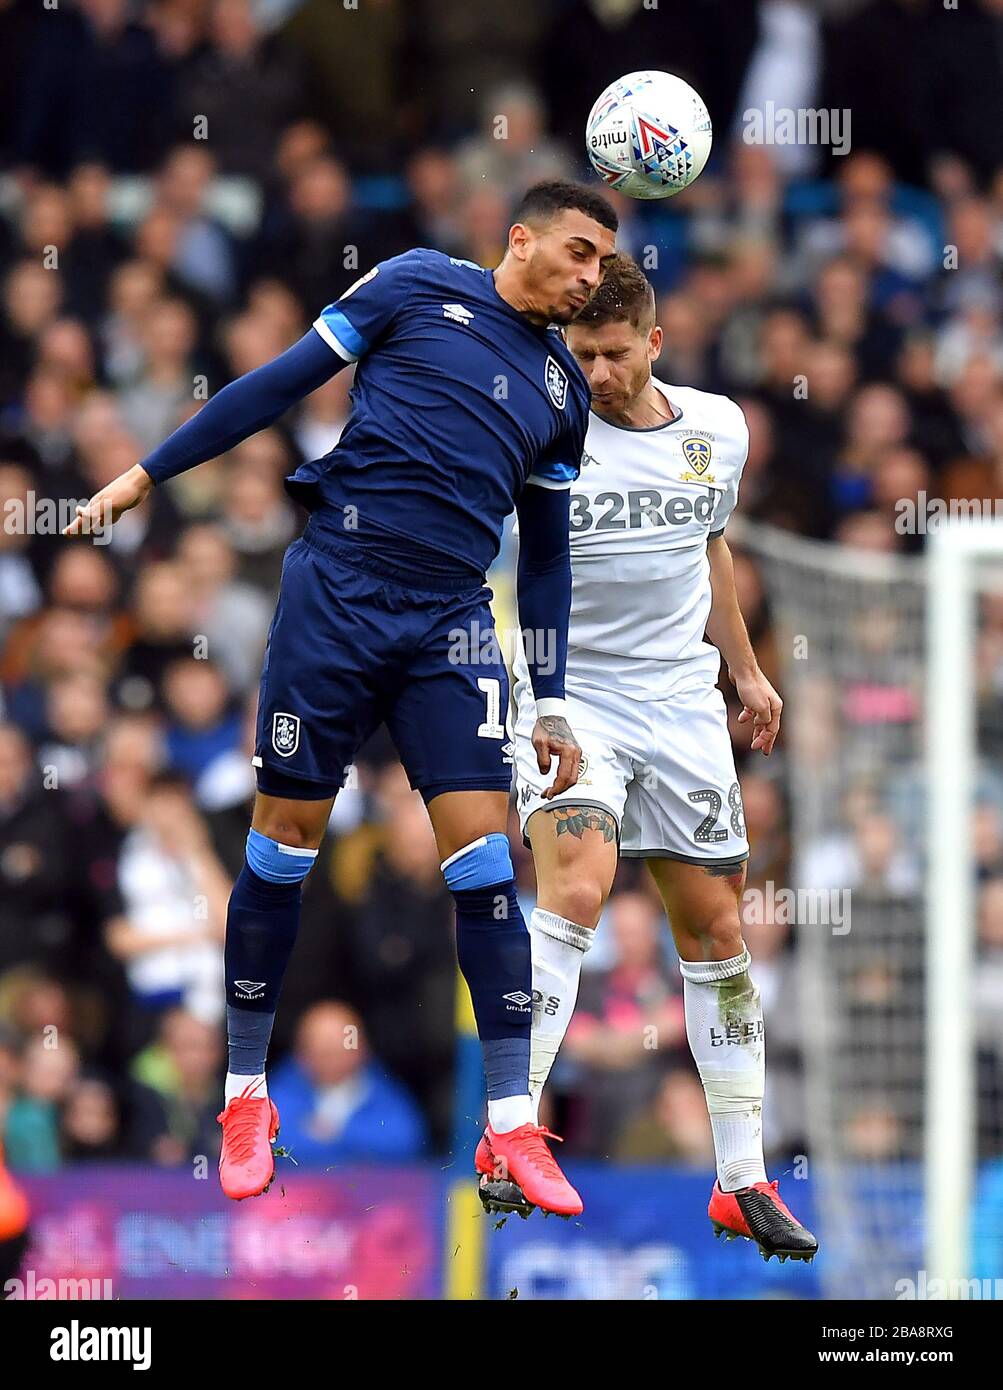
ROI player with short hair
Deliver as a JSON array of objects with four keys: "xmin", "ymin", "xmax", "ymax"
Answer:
[
  {"xmin": 477, "ymin": 253, "xmax": 817, "ymax": 1260},
  {"xmin": 65, "ymin": 180, "xmax": 619, "ymax": 1216}
]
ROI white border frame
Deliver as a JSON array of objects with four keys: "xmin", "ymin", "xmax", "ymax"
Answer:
[{"xmin": 925, "ymin": 520, "xmax": 1003, "ymax": 1290}]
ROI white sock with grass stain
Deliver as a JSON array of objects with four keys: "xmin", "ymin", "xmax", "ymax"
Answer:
[{"xmin": 680, "ymin": 949, "xmax": 767, "ymax": 1192}]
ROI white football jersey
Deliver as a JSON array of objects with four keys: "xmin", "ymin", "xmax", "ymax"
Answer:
[{"xmin": 553, "ymin": 377, "xmax": 749, "ymax": 699}]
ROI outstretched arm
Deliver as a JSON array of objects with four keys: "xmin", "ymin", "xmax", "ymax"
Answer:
[
  {"xmin": 63, "ymin": 329, "xmax": 343, "ymax": 536},
  {"xmin": 705, "ymin": 532, "xmax": 782, "ymax": 755},
  {"xmin": 515, "ymin": 481, "xmax": 580, "ymax": 798}
]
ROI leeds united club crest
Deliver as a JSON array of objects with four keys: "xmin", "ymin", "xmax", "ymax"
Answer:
[{"xmin": 681, "ymin": 437, "xmax": 713, "ymax": 474}]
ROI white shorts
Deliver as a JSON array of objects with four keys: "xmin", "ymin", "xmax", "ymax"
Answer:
[{"xmin": 513, "ymin": 674, "xmax": 749, "ymax": 863}]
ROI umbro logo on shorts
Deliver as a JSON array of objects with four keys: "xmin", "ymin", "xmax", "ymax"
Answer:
[
  {"xmin": 272, "ymin": 711, "xmax": 300, "ymax": 757},
  {"xmin": 503, "ymin": 990, "xmax": 532, "ymax": 1008}
]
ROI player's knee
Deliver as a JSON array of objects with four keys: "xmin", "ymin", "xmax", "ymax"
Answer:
[
  {"xmin": 545, "ymin": 872, "xmax": 606, "ymax": 931},
  {"xmin": 252, "ymin": 798, "xmax": 329, "ymax": 852},
  {"xmin": 692, "ymin": 906, "xmax": 744, "ymax": 959},
  {"xmin": 252, "ymin": 818, "xmax": 322, "ymax": 851}
]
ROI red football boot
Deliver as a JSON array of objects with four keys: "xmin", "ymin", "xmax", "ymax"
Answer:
[
  {"xmin": 709, "ymin": 1179, "xmax": 818, "ymax": 1263},
  {"xmin": 482, "ymin": 1124, "xmax": 583, "ymax": 1218},
  {"xmin": 475, "ymin": 1129, "xmax": 534, "ymax": 1219},
  {"xmin": 217, "ymin": 1084, "xmax": 280, "ymax": 1201},
  {"xmin": 474, "ymin": 1132, "xmax": 493, "ymax": 1177}
]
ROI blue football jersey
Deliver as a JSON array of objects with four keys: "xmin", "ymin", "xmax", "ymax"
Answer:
[{"xmin": 286, "ymin": 249, "xmax": 590, "ymax": 579}]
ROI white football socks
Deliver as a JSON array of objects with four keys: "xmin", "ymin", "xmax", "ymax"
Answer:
[
  {"xmin": 224, "ymin": 1072, "xmax": 267, "ymax": 1104},
  {"xmin": 680, "ymin": 948, "xmax": 768, "ymax": 1192},
  {"xmin": 487, "ymin": 1094, "xmax": 534, "ymax": 1133},
  {"xmin": 528, "ymin": 907, "xmax": 594, "ymax": 1124}
]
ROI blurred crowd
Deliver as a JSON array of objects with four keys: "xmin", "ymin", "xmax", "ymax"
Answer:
[{"xmin": 1, "ymin": 0, "xmax": 1003, "ymax": 1174}]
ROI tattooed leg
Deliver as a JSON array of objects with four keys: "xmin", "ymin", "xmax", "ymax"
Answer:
[
  {"xmin": 551, "ymin": 804, "xmax": 618, "ymax": 844},
  {"xmin": 528, "ymin": 805, "xmax": 619, "ymax": 925},
  {"xmin": 524, "ymin": 803, "xmax": 619, "ymax": 1122}
]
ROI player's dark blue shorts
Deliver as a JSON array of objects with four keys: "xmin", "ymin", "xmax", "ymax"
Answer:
[{"xmin": 253, "ymin": 521, "xmax": 513, "ymax": 803}]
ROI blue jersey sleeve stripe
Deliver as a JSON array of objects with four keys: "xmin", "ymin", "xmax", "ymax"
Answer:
[
  {"xmin": 525, "ymin": 472, "xmax": 573, "ymax": 490},
  {"xmin": 311, "ymin": 318, "xmax": 357, "ymax": 362},
  {"xmin": 528, "ymin": 455, "xmax": 579, "ymax": 485},
  {"xmin": 312, "ymin": 307, "xmax": 367, "ymax": 361}
]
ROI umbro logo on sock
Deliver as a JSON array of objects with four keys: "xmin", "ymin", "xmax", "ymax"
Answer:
[
  {"xmin": 502, "ymin": 990, "xmax": 532, "ymax": 1008},
  {"xmin": 234, "ymin": 980, "xmax": 266, "ymax": 999}
]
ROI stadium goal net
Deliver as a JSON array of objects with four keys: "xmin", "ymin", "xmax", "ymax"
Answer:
[{"xmin": 735, "ymin": 517, "xmax": 1003, "ymax": 1301}]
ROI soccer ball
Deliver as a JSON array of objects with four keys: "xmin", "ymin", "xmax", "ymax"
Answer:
[{"xmin": 586, "ymin": 70, "xmax": 712, "ymax": 200}]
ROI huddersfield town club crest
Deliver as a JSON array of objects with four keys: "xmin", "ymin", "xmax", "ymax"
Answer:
[
  {"xmin": 681, "ymin": 437, "xmax": 712, "ymax": 474},
  {"xmin": 272, "ymin": 711, "xmax": 300, "ymax": 757},
  {"xmin": 545, "ymin": 356, "xmax": 568, "ymax": 410}
]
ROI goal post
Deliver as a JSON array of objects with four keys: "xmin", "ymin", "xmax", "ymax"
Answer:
[
  {"xmin": 733, "ymin": 515, "xmax": 1003, "ymax": 1300},
  {"xmin": 925, "ymin": 520, "xmax": 1002, "ymax": 1291}
]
